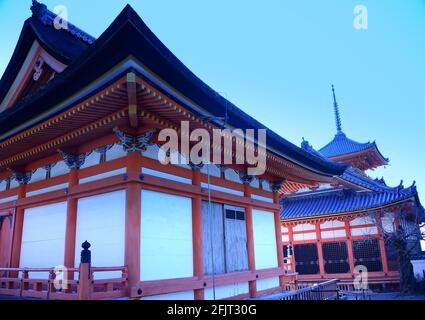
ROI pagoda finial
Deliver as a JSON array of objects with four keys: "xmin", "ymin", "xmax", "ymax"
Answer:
[{"xmin": 332, "ymin": 85, "xmax": 343, "ymax": 134}]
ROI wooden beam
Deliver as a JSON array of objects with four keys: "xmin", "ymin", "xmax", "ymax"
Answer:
[
  {"xmin": 244, "ymin": 183, "xmax": 257, "ymax": 298},
  {"xmin": 64, "ymin": 169, "xmax": 79, "ymax": 283},
  {"xmin": 192, "ymin": 169, "xmax": 204, "ymax": 300},
  {"xmin": 127, "ymin": 73, "xmax": 138, "ymax": 128},
  {"xmin": 125, "ymin": 152, "xmax": 142, "ymax": 295},
  {"xmin": 10, "ymin": 185, "xmax": 26, "ymax": 270},
  {"xmin": 273, "ymin": 192, "xmax": 285, "ymax": 287}
]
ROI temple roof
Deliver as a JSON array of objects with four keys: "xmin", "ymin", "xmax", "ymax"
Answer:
[
  {"xmin": 319, "ymin": 132, "xmax": 381, "ymax": 159},
  {"xmin": 0, "ymin": 1, "xmax": 94, "ymax": 106},
  {"xmin": 317, "ymin": 86, "xmax": 389, "ymax": 171},
  {"xmin": 290, "ymin": 139, "xmax": 424, "ymax": 220},
  {"xmin": 281, "ymin": 183, "xmax": 421, "ymax": 220},
  {"xmin": 0, "ymin": 3, "xmax": 347, "ymax": 177}
]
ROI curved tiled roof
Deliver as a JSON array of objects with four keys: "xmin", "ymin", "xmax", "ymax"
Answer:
[
  {"xmin": 319, "ymin": 132, "xmax": 385, "ymax": 159},
  {"xmin": 0, "ymin": 1, "xmax": 94, "ymax": 106},
  {"xmin": 281, "ymin": 183, "xmax": 420, "ymax": 220}
]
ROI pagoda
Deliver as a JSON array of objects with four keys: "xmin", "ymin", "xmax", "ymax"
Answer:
[{"xmin": 280, "ymin": 86, "xmax": 424, "ymax": 289}]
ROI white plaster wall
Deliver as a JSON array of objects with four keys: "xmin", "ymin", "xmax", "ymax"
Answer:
[
  {"xmin": 350, "ymin": 216, "xmax": 374, "ymax": 226},
  {"xmin": 224, "ymin": 169, "xmax": 241, "ymax": 184},
  {"xmin": 20, "ymin": 202, "xmax": 67, "ymax": 278},
  {"xmin": 74, "ymin": 191, "xmax": 126, "ymax": 279},
  {"xmin": 251, "ymin": 194, "xmax": 273, "ymax": 203},
  {"xmin": 80, "ymin": 152, "xmax": 100, "ymax": 169},
  {"xmin": 51, "ymin": 161, "xmax": 69, "ymax": 178},
  {"xmin": 320, "ymin": 220, "xmax": 345, "ymax": 229},
  {"xmin": 350, "ymin": 227, "xmax": 378, "ymax": 237},
  {"xmin": 108, "ymin": 144, "xmax": 127, "ymax": 161},
  {"xmin": 201, "ymin": 183, "xmax": 244, "ymax": 196},
  {"xmin": 79, "ymin": 168, "xmax": 126, "ymax": 185},
  {"xmin": 141, "ymin": 190, "xmax": 193, "ymax": 281},
  {"xmin": 382, "ymin": 213, "xmax": 395, "ymax": 233},
  {"xmin": 256, "ymin": 277, "xmax": 280, "ymax": 292},
  {"xmin": 142, "ymin": 168, "xmax": 191, "ymax": 185},
  {"xmin": 293, "ymin": 223, "xmax": 315, "ymax": 232},
  {"xmin": 261, "ymin": 180, "xmax": 272, "ymax": 192},
  {"xmin": 204, "ymin": 282, "xmax": 249, "ymax": 300},
  {"xmin": 201, "ymin": 164, "xmax": 221, "ymax": 178},
  {"xmin": 143, "ymin": 144, "xmax": 161, "ymax": 161},
  {"xmin": 252, "ymin": 209, "xmax": 278, "ymax": 269},
  {"xmin": 321, "ymin": 229, "xmax": 347, "ymax": 240},
  {"xmin": 30, "ymin": 168, "xmax": 46, "ymax": 184},
  {"xmin": 26, "ymin": 183, "xmax": 69, "ymax": 197},
  {"xmin": 282, "ymin": 235, "xmax": 289, "ymax": 243},
  {"xmin": 293, "ymin": 232, "xmax": 317, "ymax": 241},
  {"xmin": 0, "ymin": 195, "xmax": 18, "ymax": 204}
]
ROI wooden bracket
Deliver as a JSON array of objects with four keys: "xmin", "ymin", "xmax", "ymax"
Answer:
[{"xmin": 127, "ymin": 72, "xmax": 138, "ymax": 128}]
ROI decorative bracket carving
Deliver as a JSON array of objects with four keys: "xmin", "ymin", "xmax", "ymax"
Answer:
[
  {"xmin": 270, "ymin": 180, "xmax": 286, "ymax": 193},
  {"xmin": 58, "ymin": 150, "xmax": 91, "ymax": 170},
  {"xmin": 189, "ymin": 162, "xmax": 204, "ymax": 171},
  {"xmin": 114, "ymin": 129, "xmax": 156, "ymax": 153},
  {"xmin": 238, "ymin": 171, "xmax": 254, "ymax": 185},
  {"xmin": 10, "ymin": 170, "xmax": 33, "ymax": 185}
]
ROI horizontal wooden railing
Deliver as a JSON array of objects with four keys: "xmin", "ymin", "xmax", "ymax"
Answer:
[
  {"xmin": 256, "ymin": 279, "xmax": 339, "ymax": 300},
  {"xmin": 0, "ymin": 265, "xmax": 129, "ymax": 300}
]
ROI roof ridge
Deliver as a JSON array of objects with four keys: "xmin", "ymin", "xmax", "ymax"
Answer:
[{"xmin": 31, "ymin": 1, "xmax": 95, "ymax": 44}]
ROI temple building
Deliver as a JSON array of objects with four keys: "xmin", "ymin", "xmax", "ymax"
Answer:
[
  {"xmin": 280, "ymin": 86, "xmax": 424, "ymax": 288},
  {"xmin": 0, "ymin": 2, "xmax": 350, "ymax": 300}
]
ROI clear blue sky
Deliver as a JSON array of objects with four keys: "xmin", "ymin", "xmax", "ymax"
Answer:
[{"xmin": 1, "ymin": 2, "xmax": 424, "ymax": 219}]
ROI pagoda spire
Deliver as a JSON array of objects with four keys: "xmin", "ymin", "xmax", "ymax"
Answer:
[{"xmin": 332, "ymin": 84, "xmax": 343, "ymax": 134}]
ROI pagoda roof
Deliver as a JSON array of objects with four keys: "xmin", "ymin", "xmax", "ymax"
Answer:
[
  {"xmin": 0, "ymin": 3, "xmax": 347, "ymax": 177},
  {"xmin": 319, "ymin": 132, "xmax": 388, "ymax": 162},
  {"xmin": 281, "ymin": 182, "xmax": 422, "ymax": 221}
]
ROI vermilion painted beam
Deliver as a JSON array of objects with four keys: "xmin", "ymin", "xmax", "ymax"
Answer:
[{"xmin": 127, "ymin": 73, "xmax": 138, "ymax": 128}]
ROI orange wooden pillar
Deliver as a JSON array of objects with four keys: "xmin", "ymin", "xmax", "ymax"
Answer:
[
  {"xmin": 64, "ymin": 169, "xmax": 79, "ymax": 276},
  {"xmin": 273, "ymin": 191, "xmax": 285, "ymax": 287},
  {"xmin": 288, "ymin": 225, "xmax": 295, "ymax": 273},
  {"xmin": 377, "ymin": 229, "xmax": 389, "ymax": 274},
  {"xmin": 244, "ymin": 183, "xmax": 257, "ymax": 298},
  {"xmin": 315, "ymin": 222, "xmax": 325, "ymax": 276},
  {"xmin": 125, "ymin": 151, "xmax": 142, "ymax": 295},
  {"xmin": 345, "ymin": 219, "xmax": 355, "ymax": 273},
  {"xmin": 10, "ymin": 184, "xmax": 26, "ymax": 269},
  {"xmin": 192, "ymin": 168, "xmax": 204, "ymax": 300}
]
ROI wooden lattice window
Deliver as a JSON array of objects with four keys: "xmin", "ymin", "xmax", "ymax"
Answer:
[
  {"xmin": 294, "ymin": 244, "xmax": 320, "ymax": 275},
  {"xmin": 322, "ymin": 242, "xmax": 350, "ymax": 274},
  {"xmin": 353, "ymin": 239, "xmax": 383, "ymax": 272}
]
